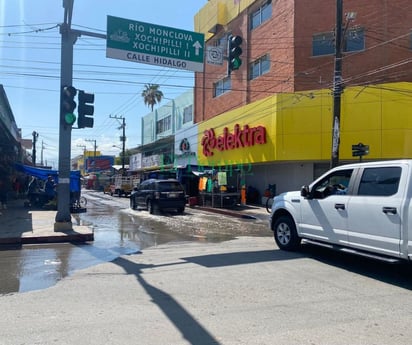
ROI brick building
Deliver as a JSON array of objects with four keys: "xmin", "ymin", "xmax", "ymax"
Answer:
[
  {"xmin": 195, "ymin": 0, "xmax": 412, "ymax": 121},
  {"xmin": 191, "ymin": 0, "xmax": 412, "ymax": 199}
]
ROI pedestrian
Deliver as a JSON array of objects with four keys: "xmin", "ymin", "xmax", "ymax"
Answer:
[
  {"xmin": 0, "ymin": 177, "xmax": 9, "ymax": 210},
  {"xmin": 44, "ymin": 175, "xmax": 57, "ymax": 201},
  {"xmin": 27, "ymin": 177, "xmax": 40, "ymax": 206}
]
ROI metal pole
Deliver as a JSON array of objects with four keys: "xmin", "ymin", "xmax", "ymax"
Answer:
[
  {"xmin": 55, "ymin": 0, "xmax": 77, "ymax": 226},
  {"xmin": 331, "ymin": 0, "xmax": 343, "ymax": 168},
  {"xmin": 121, "ymin": 117, "xmax": 126, "ymax": 173},
  {"xmin": 109, "ymin": 115, "xmax": 126, "ymax": 174},
  {"xmin": 86, "ymin": 139, "xmax": 97, "ymax": 173},
  {"xmin": 32, "ymin": 131, "xmax": 38, "ymax": 166}
]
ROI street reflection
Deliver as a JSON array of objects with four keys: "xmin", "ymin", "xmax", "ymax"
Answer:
[{"xmin": 0, "ymin": 193, "xmax": 268, "ymax": 295}]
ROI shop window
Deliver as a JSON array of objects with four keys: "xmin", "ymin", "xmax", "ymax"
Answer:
[
  {"xmin": 313, "ymin": 27, "xmax": 365, "ymax": 56},
  {"xmin": 249, "ymin": 54, "xmax": 270, "ymax": 80},
  {"xmin": 250, "ymin": 1, "xmax": 272, "ymax": 30},
  {"xmin": 156, "ymin": 115, "xmax": 171, "ymax": 134},
  {"xmin": 213, "ymin": 76, "xmax": 231, "ymax": 97},
  {"xmin": 183, "ymin": 105, "xmax": 193, "ymax": 124}
]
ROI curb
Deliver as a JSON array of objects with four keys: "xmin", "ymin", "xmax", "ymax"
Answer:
[
  {"xmin": 0, "ymin": 232, "xmax": 94, "ymax": 245},
  {"xmin": 195, "ymin": 206, "xmax": 259, "ymax": 219}
]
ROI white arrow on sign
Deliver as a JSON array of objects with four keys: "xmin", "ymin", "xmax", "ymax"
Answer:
[{"xmin": 193, "ymin": 41, "xmax": 202, "ymax": 56}]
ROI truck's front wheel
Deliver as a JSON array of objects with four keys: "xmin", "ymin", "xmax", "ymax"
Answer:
[{"xmin": 272, "ymin": 215, "xmax": 301, "ymax": 251}]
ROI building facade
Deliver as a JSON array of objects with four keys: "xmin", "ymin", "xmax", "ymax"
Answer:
[
  {"xmin": 130, "ymin": 89, "xmax": 195, "ymax": 181},
  {"xmin": 193, "ymin": 0, "xmax": 412, "ymax": 199},
  {"xmin": 0, "ymin": 85, "xmax": 24, "ymax": 178}
]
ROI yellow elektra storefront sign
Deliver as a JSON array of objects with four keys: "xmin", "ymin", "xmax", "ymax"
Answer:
[{"xmin": 198, "ymin": 82, "xmax": 412, "ymax": 167}]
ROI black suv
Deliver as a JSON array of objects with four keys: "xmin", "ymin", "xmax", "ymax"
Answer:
[{"xmin": 130, "ymin": 179, "xmax": 186, "ymax": 214}]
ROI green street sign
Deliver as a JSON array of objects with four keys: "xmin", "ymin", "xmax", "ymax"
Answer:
[{"xmin": 106, "ymin": 16, "xmax": 205, "ymax": 72}]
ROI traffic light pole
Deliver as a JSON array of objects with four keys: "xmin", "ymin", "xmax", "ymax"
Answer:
[
  {"xmin": 55, "ymin": 1, "xmax": 106, "ymax": 229},
  {"xmin": 55, "ymin": 19, "xmax": 78, "ymax": 228}
]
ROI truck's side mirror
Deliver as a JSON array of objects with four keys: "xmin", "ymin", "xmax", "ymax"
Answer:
[{"xmin": 301, "ymin": 185, "xmax": 311, "ymax": 198}]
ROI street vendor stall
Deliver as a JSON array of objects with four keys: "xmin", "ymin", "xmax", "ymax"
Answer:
[
  {"xmin": 15, "ymin": 164, "xmax": 84, "ymax": 212},
  {"xmin": 196, "ymin": 169, "xmax": 240, "ymax": 208}
]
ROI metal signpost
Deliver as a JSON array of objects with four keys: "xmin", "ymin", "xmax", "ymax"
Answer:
[
  {"xmin": 56, "ymin": 5, "xmax": 204, "ymax": 230},
  {"xmin": 106, "ymin": 15, "xmax": 205, "ymax": 72}
]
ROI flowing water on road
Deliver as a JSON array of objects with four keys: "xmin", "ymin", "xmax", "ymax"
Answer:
[{"xmin": 0, "ymin": 191, "xmax": 269, "ymax": 294}]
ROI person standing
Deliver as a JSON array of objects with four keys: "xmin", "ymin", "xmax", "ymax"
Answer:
[
  {"xmin": 44, "ymin": 175, "xmax": 56, "ymax": 201},
  {"xmin": 0, "ymin": 177, "xmax": 9, "ymax": 210}
]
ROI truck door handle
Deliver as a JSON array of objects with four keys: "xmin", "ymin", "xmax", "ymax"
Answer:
[
  {"xmin": 382, "ymin": 207, "xmax": 397, "ymax": 215},
  {"xmin": 335, "ymin": 203, "xmax": 345, "ymax": 210}
]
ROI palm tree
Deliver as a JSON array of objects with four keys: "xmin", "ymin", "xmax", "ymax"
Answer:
[{"xmin": 141, "ymin": 84, "xmax": 164, "ymax": 111}]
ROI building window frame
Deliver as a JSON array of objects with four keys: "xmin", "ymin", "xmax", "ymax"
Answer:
[
  {"xmin": 410, "ymin": 31, "xmax": 412, "ymax": 49},
  {"xmin": 182, "ymin": 105, "xmax": 193, "ymax": 124},
  {"xmin": 213, "ymin": 76, "xmax": 231, "ymax": 97},
  {"xmin": 312, "ymin": 27, "xmax": 365, "ymax": 56},
  {"xmin": 249, "ymin": 54, "xmax": 270, "ymax": 80},
  {"xmin": 250, "ymin": 1, "xmax": 272, "ymax": 30},
  {"xmin": 156, "ymin": 115, "xmax": 171, "ymax": 134}
]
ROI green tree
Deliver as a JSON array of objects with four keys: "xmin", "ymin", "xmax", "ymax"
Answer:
[{"xmin": 141, "ymin": 84, "xmax": 164, "ymax": 111}]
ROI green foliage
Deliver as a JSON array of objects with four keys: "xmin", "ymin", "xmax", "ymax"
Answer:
[{"xmin": 141, "ymin": 84, "xmax": 164, "ymax": 111}]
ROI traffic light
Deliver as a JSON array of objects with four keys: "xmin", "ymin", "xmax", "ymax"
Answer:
[
  {"xmin": 77, "ymin": 90, "xmax": 95, "ymax": 128},
  {"xmin": 227, "ymin": 35, "xmax": 243, "ymax": 75},
  {"xmin": 61, "ymin": 86, "xmax": 77, "ymax": 126},
  {"xmin": 352, "ymin": 143, "xmax": 369, "ymax": 157}
]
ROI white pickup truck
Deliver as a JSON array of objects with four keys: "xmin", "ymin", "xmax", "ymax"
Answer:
[{"xmin": 269, "ymin": 160, "xmax": 412, "ymax": 262}]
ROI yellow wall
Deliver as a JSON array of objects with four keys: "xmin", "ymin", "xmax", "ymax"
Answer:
[
  {"xmin": 342, "ymin": 83, "xmax": 412, "ymax": 159},
  {"xmin": 198, "ymin": 96, "xmax": 278, "ymax": 166},
  {"xmin": 198, "ymin": 82, "xmax": 412, "ymax": 166},
  {"xmin": 195, "ymin": 0, "xmax": 255, "ymax": 40}
]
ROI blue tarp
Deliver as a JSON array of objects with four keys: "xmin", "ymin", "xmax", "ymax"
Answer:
[{"xmin": 15, "ymin": 164, "xmax": 81, "ymax": 192}]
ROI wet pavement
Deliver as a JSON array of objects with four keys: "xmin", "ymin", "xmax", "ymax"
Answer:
[
  {"xmin": 0, "ymin": 191, "xmax": 270, "ymax": 294},
  {"xmin": 0, "ymin": 200, "xmax": 93, "ymax": 244}
]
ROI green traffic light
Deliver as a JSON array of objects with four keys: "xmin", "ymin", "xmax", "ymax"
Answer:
[
  {"xmin": 65, "ymin": 112, "xmax": 76, "ymax": 125},
  {"xmin": 231, "ymin": 57, "xmax": 242, "ymax": 70}
]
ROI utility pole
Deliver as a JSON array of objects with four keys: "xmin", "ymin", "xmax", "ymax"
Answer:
[
  {"xmin": 331, "ymin": 0, "xmax": 343, "ymax": 168},
  {"xmin": 77, "ymin": 144, "xmax": 87, "ymax": 174},
  {"xmin": 110, "ymin": 115, "xmax": 126, "ymax": 174},
  {"xmin": 40, "ymin": 140, "xmax": 45, "ymax": 166},
  {"xmin": 32, "ymin": 131, "xmax": 39, "ymax": 166},
  {"xmin": 86, "ymin": 139, "xmax": 97, "ymax": 173}
]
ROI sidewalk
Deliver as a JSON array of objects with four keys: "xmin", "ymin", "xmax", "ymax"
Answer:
[{"xmin": 0, "ymin": 198, "xmax": 93, "ymax": 245}]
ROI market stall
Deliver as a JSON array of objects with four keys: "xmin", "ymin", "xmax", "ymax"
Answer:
[{"xmin": 196, "ymin": 169, "xmax": 240, "ymax": 208}]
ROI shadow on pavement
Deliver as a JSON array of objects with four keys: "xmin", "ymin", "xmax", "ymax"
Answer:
[
  {"xmin": 301, "ymin": 244, "xmax": 412, "ymax": 290},
  {"xmin": 114, "ymin": 256, "xmax": 221, "ymax": 345},
  {"xmin": 181, "ymin": 249, "xmax": 302, "ymax": 267},
  {"xmin": 110, "ymin": 246, "xmax": 303, "ymax": 344},
  {"xmin": 0, "ymin": 199, "xmax": 33, "ymax": 244}
]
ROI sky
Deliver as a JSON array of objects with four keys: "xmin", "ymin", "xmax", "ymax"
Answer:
[{"xmin": 0, "ymin": 0, "xmax": 207, "ymax": 169}]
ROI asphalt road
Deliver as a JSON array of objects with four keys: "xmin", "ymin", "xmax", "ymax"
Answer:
[{"xmin": 1, "ymin": 236, "xmax": 412, "ymax": 345}]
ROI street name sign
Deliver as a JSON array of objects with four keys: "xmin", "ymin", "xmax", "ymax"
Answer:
[{"xmin": 106, "ymin": 15, "xmax": 205, "ymax": 72}]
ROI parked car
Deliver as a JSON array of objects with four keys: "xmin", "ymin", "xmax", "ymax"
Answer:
[
  {"xmin": 269, "ymin": 160, "xmax": 412, "ymax": 262},
  {"xmin": 130, "ymin": 179, "xmax": 186, "ymax": 214}
]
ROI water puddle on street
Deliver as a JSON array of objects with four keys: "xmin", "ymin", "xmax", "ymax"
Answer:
[{"xmin": 0, "ymin": 193, "xmax": 262, "ymax": 295}]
